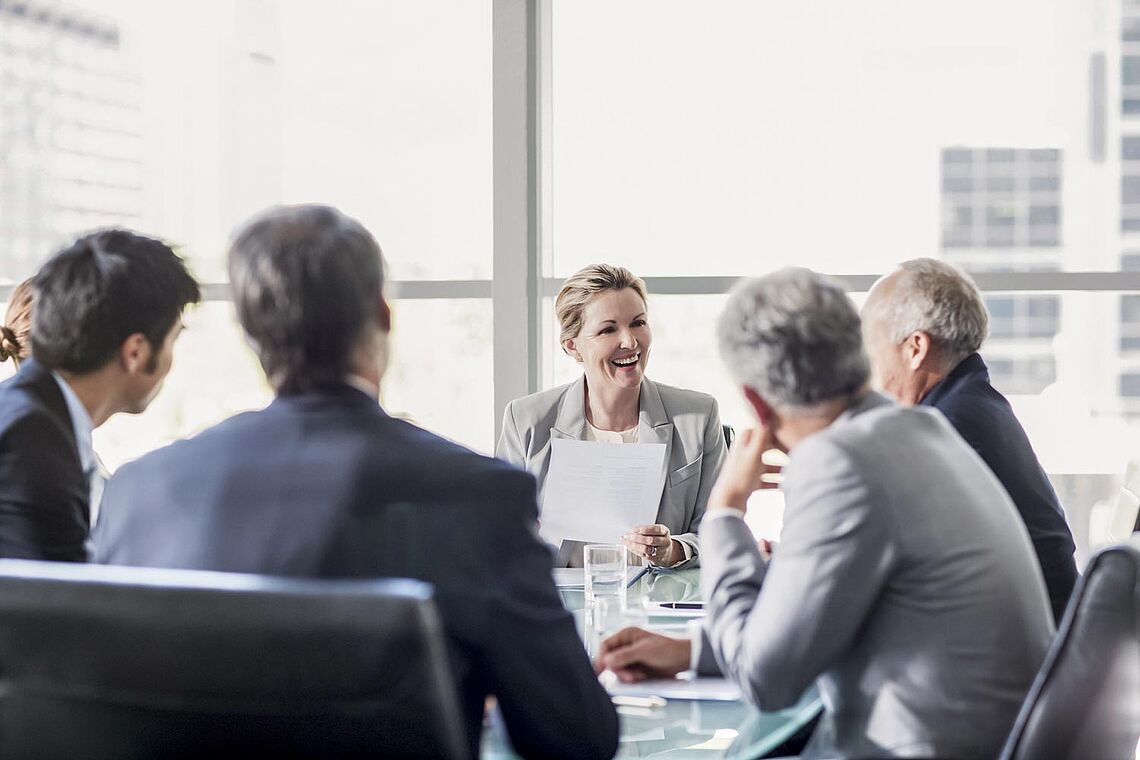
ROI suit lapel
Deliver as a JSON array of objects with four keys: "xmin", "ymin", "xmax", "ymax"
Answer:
[
  {"xmin": 16, "ymin": 360, "xmax": 79, "ymax": 460},
  {"xmin": 550, "ymin": 376, "xmax": 588, "ymax": 442},
  {"xmin": 638, "ymin": 379, "xmax": 672, "ymax": 518},
  {"xmin": 637, "ymin": 378, "xmax": 673, "ymax": 463}
]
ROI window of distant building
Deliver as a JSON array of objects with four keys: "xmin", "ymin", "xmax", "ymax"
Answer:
[
  {"xmin": 986, "ymin": 295, "xmax": 1061, "ymax": 339},
  {"xmin": 1122, "ymin": 295, "xmax": 1140, "ymax": 351},
  {"xmin": 1123, "ymin": 0, "xmax": 1140, "ymax": 114},
  {"xmin": 985, "ymin": 356, "xmax": 1057, "ymax": 396},
  {"xmin": 941, "ymin": 146, "xmax": 1061, "ymax": 395},
  {"xmin": 941, "ymin": 147, "xmax": 1061, "ymax": 249},
  {"xmin": 1121, "ymin": 372, "xmax": 1140, "ymax": 397}
]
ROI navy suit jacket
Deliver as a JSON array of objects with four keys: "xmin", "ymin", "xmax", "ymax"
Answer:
[
  {"xmin": 921, "ymin": 353, "xmax": 1078, "ymax": 622},
  {"xmin": 0, "ymin": 359, "xmax": 88, "ymax": 561},
  {"xmin": 92, "ymin": 384, "xmax": 618, "ymax": 760}
]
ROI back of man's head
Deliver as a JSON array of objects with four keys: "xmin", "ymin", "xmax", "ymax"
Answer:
[
  {"xmin": 717, "ymin": 267, "xmax": 869, "ymax": 413},
  {"xmin": 869, "ymin": 258, "xmax": 989, "ymax": 368},
  {"xmin": 33, "ymin": 230, "xmax": 201, "ymax": 374},
  {"xmin": 228, "ymin": 205, "xmax": 385, "ymax": 395}
]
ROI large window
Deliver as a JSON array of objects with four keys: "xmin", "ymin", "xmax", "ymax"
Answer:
[
  {"xmin": 0, "ymin": 0, "xmax": 494, "ymax": 463},
  {"xmin": 545, "ymin": 0, "xmax": 1139, "ymax": 563},
  {"xmin": 2, "ymin": 0, "xmax": 1139, "ymax": 563}
]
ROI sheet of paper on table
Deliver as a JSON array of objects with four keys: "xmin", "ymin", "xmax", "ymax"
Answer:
[
  {"xmin": 606, "ymin": 672, "xmax": 743, "ymax": 702},
  {"xmin": 540, "ymin": 439, "xmax": 667, "ymax": 547}
]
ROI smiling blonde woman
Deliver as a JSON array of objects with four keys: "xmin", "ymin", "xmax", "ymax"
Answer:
[{"xmin": 496, "ymin": 264, "xmax": 725, "ymax": 568}]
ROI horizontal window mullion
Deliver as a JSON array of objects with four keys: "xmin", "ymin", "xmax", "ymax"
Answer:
[
  {"xmin": 544, "ymin": 272, "xmax": 1140, "ymax": 296},
  {"xmin": 109, "ymin": 280, "xmax": 494, "ymax": 304},
  {"xmin": 9, "ymin": 273, "xmax": 1140, "ymax": 303}
]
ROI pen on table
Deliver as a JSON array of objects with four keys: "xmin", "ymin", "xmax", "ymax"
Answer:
[
  {"xmin": 611, "ymin": 695, "xmax": 666, "ymax": 709},
  {"xmin": 625, "ymin": 565, "xmax": 651, "ymax": 589},
  {"xmin": 657, "ymin": 602, "xmax": 704, "ymax": 610}
]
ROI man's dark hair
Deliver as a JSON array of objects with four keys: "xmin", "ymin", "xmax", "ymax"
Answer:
[
  {"xmin": 32, "ymin": 229, "xmax": 201, "ymax": 374},
  {"xmin": 228, "ymin": 205, "xmax": 385, "ymax": 395}
]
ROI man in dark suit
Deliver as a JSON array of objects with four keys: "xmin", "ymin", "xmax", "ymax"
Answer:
[
  {"xmin": 91, "ymin": 205, "xmax": 619, "ymax": 760},
  {"xmin": 0, "ymin": 231, "xmax": 199, "ymax": 561},
  {"xmin": 862, "ymin": 258, "xmax": 1078, "ymax": 623}
]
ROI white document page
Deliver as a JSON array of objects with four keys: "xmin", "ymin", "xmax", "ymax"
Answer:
[
  {"xmin": 606, "ymin": 674, "xmax": 743, "ymax": 702},
  {"xmin": 540, "ymin": 439, "xmax": 667, "ymax": 546}
]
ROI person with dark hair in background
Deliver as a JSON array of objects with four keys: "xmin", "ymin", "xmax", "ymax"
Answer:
[
  {"xmin": 91, "ymin": 204, "xmax": 619, "ymax": 760},
  {"xmin": 0, "ymin": 230, "xmax": 200, "ymax": 561},
  {"xmin": 0, "ymin": 279, "xmax": 34, "ymax": 369}
]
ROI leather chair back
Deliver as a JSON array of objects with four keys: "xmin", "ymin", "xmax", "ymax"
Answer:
[
  {"xmin": 999, "ymin": 541, "xmax": 1140, "ymax": 760},
  {"xmin": 0, "ymin": 560, "xmax": 468, "ymax": 760}
]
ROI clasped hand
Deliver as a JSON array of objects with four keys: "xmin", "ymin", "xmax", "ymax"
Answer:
[{"xmin": 622, "ymin": 524, "xmax": 680, "ymax": 565}]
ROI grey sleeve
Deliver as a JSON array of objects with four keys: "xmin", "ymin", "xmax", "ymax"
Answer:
[
  {"xmin": 690, "ymin": 619, "xmax": 724, "ymax": 675},
  {"xmin": 699, "ymin": 439, "xmax": 896, "ymax": 711}
]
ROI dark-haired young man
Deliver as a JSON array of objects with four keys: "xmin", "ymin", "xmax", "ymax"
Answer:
[
  {"xmin": 91, "ymin": 205, "xmax": 619, "ymax": 760},
  {"xmin": 0, "ymin": 229, "xmax": 200, "ymax": 561}
]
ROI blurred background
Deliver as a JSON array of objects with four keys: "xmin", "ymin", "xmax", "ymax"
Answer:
[{"xmin": 0, "ymin": 0, "xmax": 1135, "ymax": 564}]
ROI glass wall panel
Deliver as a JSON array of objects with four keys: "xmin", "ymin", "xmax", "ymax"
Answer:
[
  {"xmin": 541, "ymin": 289, "xmax": 1140, "ymax": 564},
  {"xmin": 0, "ymin": 0, "xmax": 494, "ymax": 464}
]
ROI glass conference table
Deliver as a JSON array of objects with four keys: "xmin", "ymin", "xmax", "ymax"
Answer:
[{"xmin": 482, "ymin": 567, "xmax": 822, "ymax": 759}]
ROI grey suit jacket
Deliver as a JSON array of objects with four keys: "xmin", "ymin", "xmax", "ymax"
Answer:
[
  {"xmin": 696, "ymin": 393, "xmax": 1054, "ymax": 759},
  {"xmin": 496, "ymin": 376, "xmax": 725, "ymax": 567}
]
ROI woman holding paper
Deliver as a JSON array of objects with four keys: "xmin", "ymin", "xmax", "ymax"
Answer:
[{"xmin": 496, "ymin": 264, "xmax": 726, "ymax": 568}]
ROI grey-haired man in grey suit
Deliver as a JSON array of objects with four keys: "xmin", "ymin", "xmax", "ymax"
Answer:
[{"xmin": 597, "ymin": 268, "xmax": 1054, "ymax": 759}]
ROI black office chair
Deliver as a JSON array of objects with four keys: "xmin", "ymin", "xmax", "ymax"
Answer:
[
  {"xmin": 0, "ymin": 560, "xmax": 468, "ymax": 760},
  {"xmin": 998, "ymin": 541, "xmax": 1140, "ymax": 760}
]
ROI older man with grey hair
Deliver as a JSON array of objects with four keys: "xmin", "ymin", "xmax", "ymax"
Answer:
[
  {"xmin": 861, "ymin": 258, "xmax": 1078, "ymax": 623},
  {"xmin": 597, "ymin": 268, "xmax": 1053, "ymax": 759}
]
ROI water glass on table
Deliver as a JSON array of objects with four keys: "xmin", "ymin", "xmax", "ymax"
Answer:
[
  {"xmin": 584, "ymin": 544, "xmax": 653, "ymax": 658},
  {"xmin": 584, "ymin": 544, "xmax": 627, "ymax": 606}
]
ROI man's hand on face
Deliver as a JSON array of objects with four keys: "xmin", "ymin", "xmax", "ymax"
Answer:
[
  {"xmin": 708, "ymin": 424, "xmax": 783, "ymax": 514},
  {"xmin": 594, "ymin": 626, "xmax": 692, "ymax": 683}
]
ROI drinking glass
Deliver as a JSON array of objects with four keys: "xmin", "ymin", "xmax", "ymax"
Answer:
[{"xmin": 584, "ymin": 543, "xmax": 627, "ymax": 606}]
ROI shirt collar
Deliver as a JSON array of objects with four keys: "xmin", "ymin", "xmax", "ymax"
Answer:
[{"xmin": 50, "ymin": 372, "xmax": 96, "ymax": 474}]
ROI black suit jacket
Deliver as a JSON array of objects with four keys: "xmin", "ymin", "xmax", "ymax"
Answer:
[
  {"xmin": 0, "ymin": 359, "xmax": 88, "ymax": 561},
  {"xmin": 921, "ymin": 353, "xmax": 1078, "ymax": 622},
  {"xmin": 92, "ymin": 385, "xmax": 619, "ymax": 760}
]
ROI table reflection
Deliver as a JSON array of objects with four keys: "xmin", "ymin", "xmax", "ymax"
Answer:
[{"xmin": 481, "ymin": 567, "xmax": 822, "ymax": 759}]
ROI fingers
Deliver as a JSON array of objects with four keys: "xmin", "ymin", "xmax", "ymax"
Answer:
[
  {"xmin": 594, "ymin": 626, "xmax": 648, "ymax": 673},
  {"xmin": 757, "ymin": 537, "xmax": 772, "ymax": 560},
  {"xmin": 603, "ymin": 641, "xmax": 656, "ymax": 681},
  {"xmin": 622, "ymin": 533, "xmax": 670, "ymax": 549},
  {"xmin": 623, "ymin": 525, "xmax": 673, "ymax": 561},
  {"xmin": 596, "ymin": 629, "xmax": 658, "ymax": 681},
  {"xmin": 595, "ymin": 628, "xmax": 690, "ymax": 682}
]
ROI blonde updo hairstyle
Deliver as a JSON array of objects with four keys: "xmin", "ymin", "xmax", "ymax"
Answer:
[
  {"xmin": 555, "ymin": 264, "xmax": 648, "ymax": 356},
  {"xmin": 0, "ymin": 279, "xmax": 34, "ymax": 368}
]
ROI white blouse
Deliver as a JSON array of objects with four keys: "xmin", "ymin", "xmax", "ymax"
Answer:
[{"xmin": 584, "ymin": 420, "xmax": 639, "ymax": 444}]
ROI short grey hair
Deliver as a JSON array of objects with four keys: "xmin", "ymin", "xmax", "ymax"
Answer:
[
  {"xmin": 875, "ymin": 258, "xmax": 989, "ymax": 363},
  {"xmin": 717, "ymin": 268, "xmax": 869, "ymax": 411}
]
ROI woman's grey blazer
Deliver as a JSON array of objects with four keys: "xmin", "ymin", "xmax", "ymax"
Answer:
[{"xmin": 496, "ymin": 376, "xmax": 726, "ymax": 567}]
